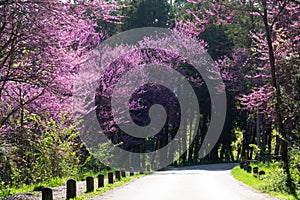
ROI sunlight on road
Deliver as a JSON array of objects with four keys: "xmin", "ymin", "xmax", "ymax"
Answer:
[{"xmin": 92, "ymin": 163, "xmax": 275, "ymax": 200}]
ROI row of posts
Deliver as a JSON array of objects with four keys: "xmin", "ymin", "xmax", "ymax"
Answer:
[
  {"xmin": 240, "ymin": 161, "xmax": 266, "ymax": 179},
  {"xmin": 42, "ymin": 169, "xmax": 140, "ymax": 200}
]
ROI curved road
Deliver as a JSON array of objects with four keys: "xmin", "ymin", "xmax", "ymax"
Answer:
[{"xmin": 92, "ymin": 163, "xmax": 276, "ymax": 200}]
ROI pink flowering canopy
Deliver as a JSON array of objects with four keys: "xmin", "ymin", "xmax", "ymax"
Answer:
[
  {"xmin": 73, "ymin": 28, "xmax": 227, "ymax": 170},
  {"xmin": 0, "ymin": 0, "xmax": 122, "ymax": 135}
]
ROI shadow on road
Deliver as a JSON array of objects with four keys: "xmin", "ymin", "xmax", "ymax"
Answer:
[{"xmin": 158, "ymin": 163, "xmax": 239, "ymax": 173}]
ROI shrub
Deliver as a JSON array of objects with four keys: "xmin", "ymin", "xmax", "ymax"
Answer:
[
  {"xmin": 289, "ymin": 143, "xmax": 300, "ymax": 196},
  {"xmin": 0, "ymin": 112, "xmax": 80, "ymax": 189}
]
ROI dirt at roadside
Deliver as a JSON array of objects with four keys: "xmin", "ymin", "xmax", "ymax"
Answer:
[{"xmin": 2, "ymin": 178, "xmax": 103, "ymax": 200}]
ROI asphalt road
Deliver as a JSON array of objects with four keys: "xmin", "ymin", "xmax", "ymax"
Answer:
[{"xmin": 92, "ymin": 163, "xmax": 276, "ymax": 200}]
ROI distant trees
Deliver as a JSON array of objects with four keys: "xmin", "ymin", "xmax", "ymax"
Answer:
[
  {"xmin": 122, "ymin": 0, "xmax": 171, "ymax": 29},
  {"xmin": 183, "ymin": 0, "xmax": 299, "ymax": 190}
]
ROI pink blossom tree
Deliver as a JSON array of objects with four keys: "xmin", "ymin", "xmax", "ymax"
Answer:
[
  {"xmin": 0, "ymin": 0, "xmax": 122, "ymax": 128},
  {"xmin": 184, "ymin": 0, "xmax": 300, "ymax": 181},
  {"xmin": 73, "ymin": 28, "xmax": 224, "ymax": 169},
  {"xmin": 0, "ymin": 0, "xmax": 122, "ymax": 185}
]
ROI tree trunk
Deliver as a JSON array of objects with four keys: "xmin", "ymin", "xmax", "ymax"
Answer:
[
  {"xmin": 266, "ymin": 122, "xmax": 272, "ymax": 154},
  {"xmin": 188, "ymin": 120, "xmax": 194, "ymax": 162},
  {"xmin": 193, "ymin": 128, "xmax": 202, "ymax": 162},
  {"xmin": 256, "ymin": 111, "xmax": 261, "ymax": 150},
  {"xmin": 262, "ymin": 0, "xmax": 290, "ymax": 177},
  {"xmin": 274, "ymin": 135, "xmax": 280, "ymax": 156}
]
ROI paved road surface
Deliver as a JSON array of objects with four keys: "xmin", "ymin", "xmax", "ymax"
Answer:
[{"xmin": 92, "ymin": 163, "xmax": 276, "ymax": 200}]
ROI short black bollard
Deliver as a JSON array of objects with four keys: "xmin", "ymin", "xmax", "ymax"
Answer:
[
  {"xmin": 130, "ymin": 167, "xmax": 134, "ymax": 176},
  {"xmin": 66, "ymin": 179, "xmax": 76, "ymax": 199},
  {"xmin": 259, "ymin": 170, "xmax": 266, "ymax": 176},
  {"xmin": 115, "ymin": 171, "xmax": 121, "ymax": 181},
  {"xmin": 253, "ymin": 167, "xmax": 259, "ymax": 174},
  {"xmin": 243, "ymin": 162, "xmax": 249, "ymax": 171},
  {"xmin": 259, "ymin": 170, "xmax": 266, "ymax": 180},
  {"xmin": 259, "ymin": 170, "xmax": 266, "ymax": 175},
  {"xmin": 240, "ymin": 162, "xmax": 245, "ymax": 169},
  {"xmin": 146, "ymin": 164, "xmax": 151, "ymax": 172},
  {"xmin": 86, "ymin": 176, "xmax": 94, "ymax": 193},
  {"xmin": 174, "ymin": 161, "xmax": 178, "ymax": 168},
  {"xmin": 42, "ymin": 188, "xmax": 53, "ymax": 200},
  {"xmin": 98, "ymin": 174, "xmax": 104, "ymax": 188},
  {"xmin": 108, "ymin": 172, "xmax": 114, "ymax": 184},
  {"xmin": 247, "ymin": 166, "xmax": 252, "ymax": 173},
  {"xmin": 121, "ymin": 171, "xmax": 126, "ymax": 178}
]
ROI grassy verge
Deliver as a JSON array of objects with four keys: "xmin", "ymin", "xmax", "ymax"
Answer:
[
  {"xmin": 0, "ymin": 176, "xmax": 69, "ymax": 197},
  {"xmin": 72, "ymin": 174, "xmax": 145, "ymax": 200},
  {"xmin": 232, "ymin": 165, "xmax": 299, "ymax": 200}
]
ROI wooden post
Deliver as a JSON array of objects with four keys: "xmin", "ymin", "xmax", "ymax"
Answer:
[
  {"xmin": 42, "ymin": 188, "xmax": 53, "ymax": 200},
  {"xmin": 115, "ymin": 171, "xmax": 121, "ymax": 181},
  {"xmin": 66, "ymin": 179, "xmax": 76, "ymax": 199},
  {"xmin": 243, "ymin": 162, "xmax": 248, "ymax": 171},
  {"xmin": 174, "ymin": 161, "xmax": 178, "ymax": 168},
  {"xmin": 240, "ymin": 161, "xmax": 245, "ymax": 169},
  {"xmin": 86, "ymin": 176, "xmax": 94, "ymax": 193},
  {"xmin": 98, "ymin": 174, "xmax": 104, "ymax": 188},
  {"xmin": 146, "ymin": 164, "xmax": 151, "ymax": 172},
  {"xmin": 253, "ymin": 167, "xmax": 258, "ymax": 173},
  {"xmin": 247, "ymin": 166, "xmax": 252, "ymax": 173},
  {"xmin": 253, "ymin": 167, "xmax": 259, "ymax": 177},
  {"xmin": 245, "ymin": 150, "xmax": 248, "ymax": 161},
  {"xmin": 259, "ymin": 170, "xmax": 266, "ymax": 178},
  {"xmin": 108, "ymin": 172, "xmax": 114, "ymax": 184},
  {"xmin": 130, "ymin": 167, "xmax": 134, "ymax": 176},
  {"xmin": 121, "ymin": 171, "xmax": 126, "ymax": 178}
]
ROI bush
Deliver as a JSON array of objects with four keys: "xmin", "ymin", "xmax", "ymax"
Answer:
[
  {"xmin": 289, "ymin": 143, "xmax": 300, "ymax": 196},
  {"xmin": 262, "ymin": 163, "xmax": 289, "ymax": 193},
  {"xmin": 0, "ymin": 112, "xmax": 80, "ymax": 189},
  {"xmin": 253, "ymin": 150, "xmax": 299, "ymax": 197}
]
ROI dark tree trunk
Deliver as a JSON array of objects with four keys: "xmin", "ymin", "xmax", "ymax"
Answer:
[
  {"xmin": 188, "ymin": 120, "xmax": 194, "ymax": 163},
  {"xmin": 265, "ymin": 122, "xmax": 272, "ymax": 154},
  {"xmin": 193, "ymin": 128, "xmax": 202, "ymax": 162},
  {"xmin": 256, "ymin": 112, "xmax": 261, "ymax": 150},
  {"xmin": 262, "ymin": 1, "xmax": 289, "ymax": 172},
  {"xmin": 274, "ymin": 135, "xmax": 280, "ymax": 156}
]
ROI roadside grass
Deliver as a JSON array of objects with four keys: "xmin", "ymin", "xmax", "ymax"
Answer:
[
  {"xmin": 231, "ymin": 166, "xmax": 261, "ymax": 188},
  {"xmin": 1, "ymin": 171, "xmax": 148, "ymax": 199},
  {"xmin": 232, "ymin": 165, "xmax": 299, "ymax": 200},
  {"xmin": 0, "ymin": 176, "xmax": 69, "ymax": 197},
  {"xmin": 72, "ymin": 174, "xmax": 145, "ymax": 200}
]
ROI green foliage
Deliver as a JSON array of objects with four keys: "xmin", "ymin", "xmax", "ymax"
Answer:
[
  {"xmin": 262, "ymin": 164, "xmax": 289, "ymax": 193},
  {"xmin": 248, "ymin": 144, "xmax": 261, "ymax": 159},
  {"xmin": 232, "ymin": 161, "xmax": 300, "ymax": 200},
  {"xmin": 232, "ymin": 165, "xmax": 261, "ymax": 188},
  {"xmin": 78, "ymin": 142, "xmax": 114, "ymax": 177},
  {"xmin": 122, "ymin": 0, "xmax": 171, "ymax": 30},
  {"xmin": 33, "ymin": 185, "xmax": 45, "ymax": 191},
  {"xmin": 0, "ymin": 186, "xmax": 16, "ymax": 197},
  {"xmin": 199, "ymin": 25, "xmax": 234, "ymax": 60},
  {"xmin": 231, "ymin": 127, "xmax": 243, "ymax": 160},
  {"xmin": 289, "ymin": 144, "xmax": 300, "ymax": 196},
  {"xmin": 0, "ymin": 112, "xmax": 80, "ymax": 190},
  {"xmin": 254, "ymin": 160, "xmax": 299, "ymax": 196},
  {"xmin": 79, "ymin": 155, "xmax": 106, "ymax": 174}
]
